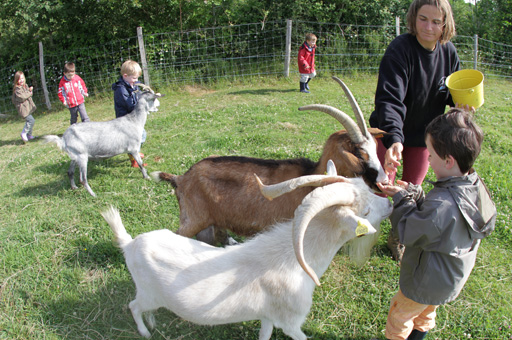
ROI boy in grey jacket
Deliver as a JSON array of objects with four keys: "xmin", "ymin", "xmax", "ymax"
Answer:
[{"xmin": 377, "ymin": 108, "xmax": 496, "ymax": 340}]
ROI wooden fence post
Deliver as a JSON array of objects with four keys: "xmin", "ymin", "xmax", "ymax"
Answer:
[
  {"xmin": 284, "ymin": 19, "xmax": 292, "ymax": 77},
  {"xmin": 473, "ymin": 34, "xmax": 478, "ymax": 69},
  {"xmin": 38, "ymin": 42, "xmax": 51, "ymax": 110},
  {"xmin": 137, "ymin": 27, "xmax": 150, "ymax": 86}
]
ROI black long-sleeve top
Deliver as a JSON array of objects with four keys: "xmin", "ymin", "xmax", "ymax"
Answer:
[{"xmin": 370, "ymin": 33, "xmax": 460, "ymax": 148}]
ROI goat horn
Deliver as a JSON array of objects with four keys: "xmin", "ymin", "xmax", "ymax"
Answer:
[
  {"xmin": 331, "ymin": 76, "xmax": 369, "ymax": 138},
  {"xmin": 255, "ymin": 174, "xmax": 347, "ymax": 201},
  {"xmin": 299, "ymin": 104, "xmax": 364, "ymax": 144},
  {"xmin": 137, "ymin": 83, "xmax": 153, "ymax": 92},
  {"xmin": 292, "ymin": 183, "xmax": 356, "ymax": 286}
]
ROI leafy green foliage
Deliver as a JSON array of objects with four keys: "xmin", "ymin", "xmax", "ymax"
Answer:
[{"xmin": 7, "ymin": 0, "xmax": 511, "ymax": 69}]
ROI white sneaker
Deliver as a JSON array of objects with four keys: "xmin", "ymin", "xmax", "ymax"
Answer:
[{"xmin": 21, "ymin": 131, "xmax": 28, "ymax": 142}]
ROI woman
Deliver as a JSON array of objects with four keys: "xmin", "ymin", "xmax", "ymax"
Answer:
[{"xmin": 369, "ymin": 0, "xmax": 460, "ymax": 261}]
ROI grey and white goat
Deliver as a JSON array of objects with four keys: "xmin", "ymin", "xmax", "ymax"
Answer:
[
  {"xmin": 44, "ymin": 87, "xmax": 162, "ymax": 197},
  {"xmin": 102, "ymin": 161, "xmax": 393, "ymax": 339},
  {"xmin": 152, "ymin": 77, "xmax": 388, "ymax": 251}
]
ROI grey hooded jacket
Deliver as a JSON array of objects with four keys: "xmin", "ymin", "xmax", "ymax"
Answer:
[{"xmin": 390, "ymin": 171, "xmax": 496, "ymax": 305}]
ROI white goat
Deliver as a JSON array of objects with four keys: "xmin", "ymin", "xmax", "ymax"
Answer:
[
  {"xmin": 102, "ymin": 161, "xmax": 392, "ymax": 339},
  {"xmin": 44, "ymin": 87, "xmax": 162, "ymax": 197}
]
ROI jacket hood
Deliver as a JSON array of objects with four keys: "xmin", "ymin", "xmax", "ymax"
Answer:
[
  {"xmin": 435, "ymin": 171, "xmax": 496, "ymax": 239},
  {"xmin": 111, "ymin": 76, "xmax": 126, "ymax": 91}
]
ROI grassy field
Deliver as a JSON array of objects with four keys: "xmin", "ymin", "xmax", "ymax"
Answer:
[{"xmin": 0, "ymin": 75, "xmax": 510, "ymax": 340}]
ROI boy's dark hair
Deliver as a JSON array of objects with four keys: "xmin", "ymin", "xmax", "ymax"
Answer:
[
  {"xmin": 425, "ymin": 108, "xmax": 483, "ymax": 173},
  {"xmin": 64, "ymin": 62, "xmax": 75, "ymax": 73}
]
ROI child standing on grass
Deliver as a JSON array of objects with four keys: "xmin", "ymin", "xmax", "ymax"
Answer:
[
  {"xmin": 298, "ymin": 33, "xmax": 317, "ymax": 93},
  {"xmin": 12, "ymin": 71, "xmax": 37, "ymax": 142},
  {"xmin": 111, "ymin": 60, "xmax": 146, "ymax": 168},
  {"xmin": 58, "ymin": 62, "xmax": 90, "ymax": 125},
  {"xmin": 376, "ymin": 108, "xmax": 496, "ymax": 340}
]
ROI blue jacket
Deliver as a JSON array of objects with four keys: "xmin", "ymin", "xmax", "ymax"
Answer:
[{"xmin": 112, "ymin": 76, "xmax": 139, "ymax": 118}]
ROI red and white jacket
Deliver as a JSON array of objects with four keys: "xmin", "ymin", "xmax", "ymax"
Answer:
[{"xmin": 58, "ymin": 75, "xmax": 88, "ymax": 108}]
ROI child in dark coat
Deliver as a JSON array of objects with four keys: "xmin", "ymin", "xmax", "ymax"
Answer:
[
  {"xmin": 112, "ymin": 60, "xmax": 147, "ymax": 168},
  {"xmin": 377, "ymin": 108, "xmax": 496, "ymax": 340}
]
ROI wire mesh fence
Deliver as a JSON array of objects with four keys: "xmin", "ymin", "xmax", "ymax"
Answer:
[{"xmin": 1, "ymin": 19, "xmax": 510, "ymax": 116}]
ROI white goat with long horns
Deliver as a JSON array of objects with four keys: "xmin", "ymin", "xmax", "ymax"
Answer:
[{"xmin": 102, "ymin": 160, "xmax": 392, "ymax": 339}]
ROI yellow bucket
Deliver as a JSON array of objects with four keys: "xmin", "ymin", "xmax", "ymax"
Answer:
[{"xmin": 446, "ymin": 69, "xmax": 484, "ymax": 109}]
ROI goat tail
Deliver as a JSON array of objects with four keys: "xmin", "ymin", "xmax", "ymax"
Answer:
[
  {"xmin": 43, "ymin": 135, "xmax": 65, "ymax": 151},
  {"xmin": 150, "ymin": 171, "xmax": 178, "ymax": 189},
  {"xmin": 101, "ymin": 206, "xmax": 133, "ymax": 249}
]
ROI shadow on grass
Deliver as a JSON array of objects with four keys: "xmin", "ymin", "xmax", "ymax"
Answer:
[
  {"xmin": 0, "ymin": 138, "xmax": 25, "ymax": 147},
  {"xmin": 228, "ymin": 88, "xmax": 297, "ymax": 96},
  {"xmin": 14, "ymin": 158, "xmax": 130, "ymax": 197}
]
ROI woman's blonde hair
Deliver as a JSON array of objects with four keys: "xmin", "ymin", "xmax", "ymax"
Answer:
[
  {"xmin": 120, "ymin": 60, "xmax": 142, "ymax": 77},
  {"xmin": 406, "ymin": 0, "xmax": 456, "ymax": 44}
]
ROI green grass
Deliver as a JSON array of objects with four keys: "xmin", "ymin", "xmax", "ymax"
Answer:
[{"xmin": 0, "ymin": 75, "xmax": 511, "ymax": 339}]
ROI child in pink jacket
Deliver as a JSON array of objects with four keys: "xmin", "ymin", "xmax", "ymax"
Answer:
[{"xmin": 58, "ymin": 62, "xmax": 90, "ymax": 125}]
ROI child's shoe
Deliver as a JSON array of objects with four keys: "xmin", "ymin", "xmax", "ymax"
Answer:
[
  {"xmin": 300, "ymin": 82, "xmax": 310, "ymax": 93},
  {"xmin": 21, "ymin": 131, "xmax": 28, "ymax": 142},
  {"xmin": 128, "ymin": 154, "xmax": 147, "ymax": 168},
  {"xmin": 27, "ymin": 135, "xmax": 36, "ymax": 140},
  {"xmin": 131, "ymin": 159, "xmax": 147, "ymax": 168}
]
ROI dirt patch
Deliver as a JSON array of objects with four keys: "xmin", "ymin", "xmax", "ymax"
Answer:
[
  {"xmin": 183, "ymin": 85, "xmax": 216, "ymax": 96},
  {"xmin": 278, "ymin": 122, "xmax": 299, "ymax": 130}
]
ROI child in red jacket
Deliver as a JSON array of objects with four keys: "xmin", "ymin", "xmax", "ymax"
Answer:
[
  {"xmin": 297, "ymin": 33, "xmax": 317, "ymax": 93},
  {"xmin": 58, "ymin": 62, "xmax": 90, "ymax": 125}
]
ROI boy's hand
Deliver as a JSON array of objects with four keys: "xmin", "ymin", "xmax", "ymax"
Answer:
[
  {"xmin": 29, "ymin": 86, "xmax": 33, "ymax": 92},
  {"xmin": 85, "ymin": 93, "xmax": 89, "ymax": 97},
  {"xmin": 377, "ymin": 180, "xmax": 409, "ymax": 197}
]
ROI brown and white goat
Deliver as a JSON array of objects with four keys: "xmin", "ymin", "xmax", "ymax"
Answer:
[{"xmin": 152, "ymin": 77, "xmax": 388, "ymax": 247}]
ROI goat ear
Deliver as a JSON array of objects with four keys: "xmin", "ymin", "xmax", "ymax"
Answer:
[
  {"xmin": 326, "ymin": 159, "xmax": 337, "ymax": 176},
  {"xmin": 368, "ymin": 127, "xmax": 389, "ymax": 139}
]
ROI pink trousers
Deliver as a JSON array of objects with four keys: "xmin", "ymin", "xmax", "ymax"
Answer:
[{"xmin": 377, "ymin": 139, "xmax": 429, "ymax": 185}]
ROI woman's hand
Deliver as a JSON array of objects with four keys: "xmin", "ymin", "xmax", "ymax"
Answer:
[
  {"xmin": 384, "ymin": 142, "xmax": 403, "ymax": 175},
  {"xmin": 455, "ymin": 103, "xmax": 476, "ymax": 113}
]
